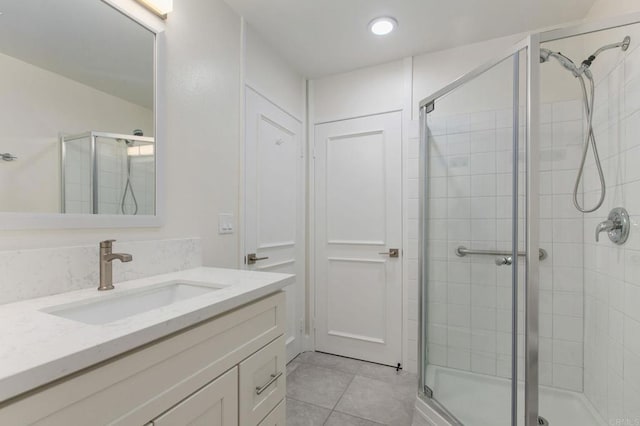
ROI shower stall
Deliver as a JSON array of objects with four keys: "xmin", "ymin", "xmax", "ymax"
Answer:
[
  {"xmin": 417, "ymin": 14, "xmax": 640, "ymax": 426},
  {"xmin": 60, "ymin": 131, "xmax": 155, "ymax": 215}
]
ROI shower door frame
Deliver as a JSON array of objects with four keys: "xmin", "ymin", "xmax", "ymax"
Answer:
[{"xmin": 417, "ymin": 34, "xmax": 541, "ymax": 426}]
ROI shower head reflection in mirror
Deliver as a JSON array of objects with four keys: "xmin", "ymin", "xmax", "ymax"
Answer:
[{"xmin": 540, "ymin": 36, "xmax": 631, "ymax": 213}]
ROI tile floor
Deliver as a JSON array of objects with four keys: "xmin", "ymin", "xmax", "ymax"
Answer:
[{"xmin": 285, "ymin": 351, "xmax": 418, "ymax": 426}]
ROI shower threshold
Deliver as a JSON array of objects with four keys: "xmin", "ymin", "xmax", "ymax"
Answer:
[{"xmin": 424, "ymin": 365, "xmax": 604, "ymax": 426}]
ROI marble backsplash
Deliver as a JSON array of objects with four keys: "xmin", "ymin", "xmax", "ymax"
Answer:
[{"xmin": 0, "ymin": 238, "xmax": 202, "ymax": 305}]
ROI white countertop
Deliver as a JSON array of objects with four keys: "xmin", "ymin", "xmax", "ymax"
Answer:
[{"xmin": 0, "ymin": 267, "xmax": 293, "ymax": 403}]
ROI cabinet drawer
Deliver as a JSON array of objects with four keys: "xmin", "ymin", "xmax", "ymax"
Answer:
[
  {"xmin": 258, "ymin": 400, "xmax": 286, "ymax": 426},
  {"xmin": 239, "ymin": 335, "xmax": 286, "ymax": 425},
  {"xmin": 150, "ymin": 367, "xmax": 238, "ymax": 426}
]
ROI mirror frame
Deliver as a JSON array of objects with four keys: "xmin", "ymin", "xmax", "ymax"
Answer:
[{"xmin": 0, "ymin": 0, "xmax": 165, "ymax": 230}]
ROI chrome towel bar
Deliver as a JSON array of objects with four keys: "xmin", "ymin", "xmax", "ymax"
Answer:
[{"xmin": 455, "ymin": 245, "xmax": 547, "ymax": 261}]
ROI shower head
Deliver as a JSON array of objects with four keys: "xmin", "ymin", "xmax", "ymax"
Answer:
[
  {"xmin": 539, "ymin": 49, "xmax": 580, "ymax": 77},
  {"xmin": 117, "ymin": 129, "xmax": 144, "ymax": 146}
]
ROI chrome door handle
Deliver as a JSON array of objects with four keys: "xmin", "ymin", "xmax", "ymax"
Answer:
[
  {"xmin": 256, "ymin": 372, "xmax": 283, "ymax": 395},
  {"xmin": 246, "ymin": 253, "xmax": 269, "ymax": 265},
  {"xmin": 378, "ymin": 248, "xmax": 399, "ymax": 258},
  {"xmin": 495, "ymin": 256, "xmax": 513, "ymax": 266}
]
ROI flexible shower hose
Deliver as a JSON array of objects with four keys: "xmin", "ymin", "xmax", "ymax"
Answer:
[
  {"xmin": 121, "ymin": 156, "xmax": 139, "ymax": 215},
  {"xmin": 573, "ymin": 74, "xmax": 606, "ymax": 213}
]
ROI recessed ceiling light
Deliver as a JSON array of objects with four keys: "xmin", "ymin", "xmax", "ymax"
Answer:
[{"xmin": 369, "ymin": 17, "xmax": 397, "ymax": 36}]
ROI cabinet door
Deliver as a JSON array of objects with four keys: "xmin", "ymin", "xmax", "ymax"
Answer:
[
  {"xmin": 150, "ymin": 367, "xmax": 238, "ymax": 426},
  {"xmin": 258, "ymin": 400, "xmax": 286, "ymax": 426},
  {"xmin": 239, "ymin": 335, "xmax": 286, "ymax": 425}
]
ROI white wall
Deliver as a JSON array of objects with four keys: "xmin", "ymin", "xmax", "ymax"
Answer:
[
  {"xmin": 586, "ymin": 0, "xmax": 640, "ymax": 20},
  {"xmin": 245, "ymin": 25, "xmax": 306, "ymax": 120},
  {"xmin": 313, "ymin": 60, "xmax": 405, "ymax": 124},
  {"xmin": 0, "ymin": 0, "xmax": 242, "ymax": 270},
  {"xmin": 0, "ymin": 52, "xmax": 152, "ymax": 214},
  {"xmin": 411, "ymin": 34, "xmax": 524, "ymax": 119}
]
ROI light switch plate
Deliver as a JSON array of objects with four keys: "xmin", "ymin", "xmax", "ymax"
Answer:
[{"xmin": 218, "ymin": 213, "xmax": 234, "ymax": 234}]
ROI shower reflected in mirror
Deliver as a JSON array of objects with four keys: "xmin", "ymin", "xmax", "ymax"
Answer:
[{"xmin": 60, "ymin": 131, "xmax": 155, "ymax": 215}]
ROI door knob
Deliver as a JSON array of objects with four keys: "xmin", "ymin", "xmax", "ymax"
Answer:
[
  {"xmin": 495, "ymin": 256, "xmax": 513, "ymax": 266},
  {"xmin": 246, "ymin": 253, "xmax": 269, "ymax": 265},
  {"xmin": 378, "ymin": 248, "xmax": 399, "ymax": 258}
]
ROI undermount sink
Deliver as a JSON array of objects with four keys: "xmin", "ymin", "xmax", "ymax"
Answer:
[{"xmin": 43, "ymin": 281, "xmax": 222, "ymax": 325}]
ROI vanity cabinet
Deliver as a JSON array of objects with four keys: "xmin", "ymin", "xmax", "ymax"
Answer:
[
  {"xmin": 239, "ymin": 335, "xmax": 286, "ymax": 425},
  {"xmin": 148, "ymin": 367, "xmax": 238, "ymax": 426},
  {"xmin": 258, "ymin": 400, "xmax": 286, "ymax": 425},
  {"xmin": 0, "ymin": 291, "xmax": 286, "ymax": 426}
]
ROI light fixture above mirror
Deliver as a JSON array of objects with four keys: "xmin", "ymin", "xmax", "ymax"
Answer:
[{"xmin": 135, "ymin": 0, "xmax": 173, "ymax": 19}]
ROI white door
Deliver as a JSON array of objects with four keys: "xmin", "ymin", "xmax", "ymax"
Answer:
[
  {"xmin": 314, "ymin": 111, "xmax": 402, "ymax": 366},
  {"xmin": 244, "ymin": 87, "xmax": 304, "ymax": 362}
]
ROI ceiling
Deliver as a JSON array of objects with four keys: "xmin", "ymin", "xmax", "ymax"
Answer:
[
  {"xmin": 0, "ymin": 0, "xmax": 154, "ymax": 108},
  {"xmin": 225, "ymin": 0, "xmax": 598, "ymax": 78}
]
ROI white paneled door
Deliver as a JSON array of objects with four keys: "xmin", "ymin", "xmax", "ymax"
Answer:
[
  {"xmin": 314, "ymin": 111, "xmax": 402, "ymax": 366},
  {"xmin": 244, "ymin": 87, "xmax": 304, "ymax": 362}
]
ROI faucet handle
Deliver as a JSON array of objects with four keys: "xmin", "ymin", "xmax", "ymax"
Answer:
[
  {"xmin": 595, "ymin": 220, "xmax": 615, "ymax": 242},
  {"xmin": 100, "ymin": 239, "xmax": 116, "ymax": 248},
  {"xmin": 595, "ymin": 207, "xmax": 630, "ymax": 245}
]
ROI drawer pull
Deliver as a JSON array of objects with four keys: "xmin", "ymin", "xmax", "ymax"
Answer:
[{"xmin": 255, "ymin": 372, "xmax": 283, "ymax": 395}]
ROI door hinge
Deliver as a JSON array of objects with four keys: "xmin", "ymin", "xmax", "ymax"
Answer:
[{"xmin": 424, "ymin": 385, "xmax": 434, "ymax": 398}]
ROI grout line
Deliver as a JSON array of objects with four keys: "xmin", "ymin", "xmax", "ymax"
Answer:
[
  {"xmin": 322, "ymin": 409, "xmax": 334, "ymax": 425},
  {"xmin": 324, "ymin": 365, "xmax": 358, "ymax": 425},
  {"xmin": 333, "ymin": 373, "xmax": 356, "ymax": 410},
  {"xmin": 286, "ymin": 396, "xmax": 334, "ymax": 412},
  {"xmin": 330, "ymin": 408, "xmax": 389, "ymax": 425}
]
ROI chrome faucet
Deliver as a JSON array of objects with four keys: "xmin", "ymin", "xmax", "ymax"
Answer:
[{"xmin": 99, "ymin": 239, "xmax": 132, "ymax": 291}]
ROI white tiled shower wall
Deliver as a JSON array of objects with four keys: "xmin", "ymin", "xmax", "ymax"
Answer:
[
  {"xmin": 63, "ymin": 139, "xmax": 92, "ymax": 214},
  {"xmin": 409, "ymin": 98, "xmax": 588, "ymax": 392},
  {"xmin": 579, "ymin": 32, "xmax": 640, "ymax": 423}
]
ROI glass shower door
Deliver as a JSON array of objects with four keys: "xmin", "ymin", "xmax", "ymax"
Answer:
[{"xmin": 418, "ymin": 43, "xmax": 535, "ymax": 425}]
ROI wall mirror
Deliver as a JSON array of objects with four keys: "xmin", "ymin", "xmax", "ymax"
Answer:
[{"xmin": 0, "ymin": 0, "xmax": 160, "ymax": 227}]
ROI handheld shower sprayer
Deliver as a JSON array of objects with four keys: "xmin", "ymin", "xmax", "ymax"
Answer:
[
  {"xmin": 539, "ymin": 36, "xmax": 630, "ymax": 213},
  {"xmin": 539, "ymin": 49, "xmax": 580, "ymax": 77}
]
